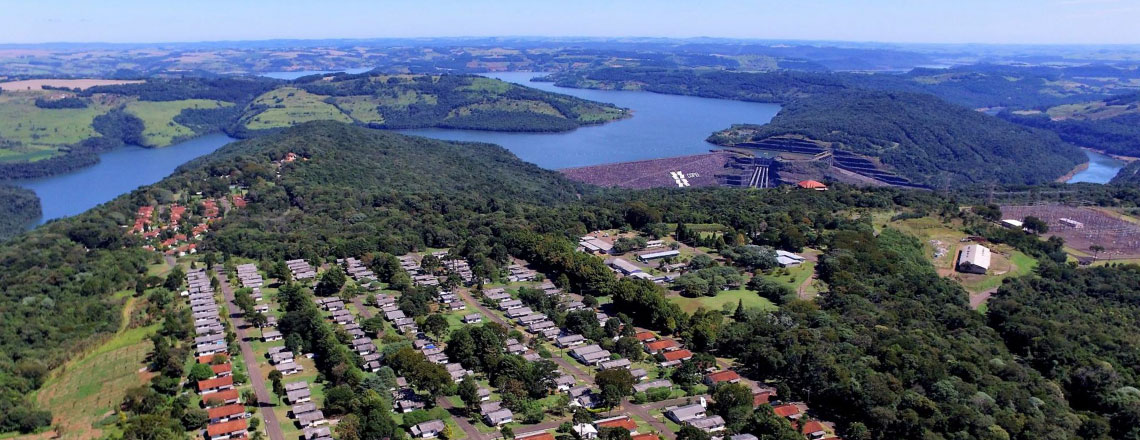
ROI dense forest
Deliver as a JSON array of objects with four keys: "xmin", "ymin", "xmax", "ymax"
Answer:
[
  {"xmin": 3, "ymin": 121, "xmax": 1140, "ymax": 439},
  {"xmin": 0, "ymin": 184, "xmax": 40, "ymax": 241},
  {"xmin": 988, "ymin": 263, "xmax": 1140, "ymax": 439},
  {"xmin": 1111, "ymin": 161, "xmax": 1140, "ymax": 185},
  {"xmin": 727, "ymin": 90, "xmax": 1086, "ymax": 186},
  {"xmin": 999, "ymin": 112, "xmax": 1140, "ymax": 158}
]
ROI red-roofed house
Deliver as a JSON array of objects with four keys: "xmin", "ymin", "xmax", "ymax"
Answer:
[
  {"xmin": 660, "ymin": 349, "xmax": 693, "ymax": 366},
  {"xmin": 631, "ymin": 434, "xmax": 659, "ymax": 440},
  {"xmin": 202, "ymin": 389, "xmax": 240, "ymax": 407},
  {"xmin": 206, "ymin": 418, "xmax": 248, "ymax": 440},
  {"xmin": 796, "ymin": 180, "xmax": 828, "ymax": 191},
  {"xmin": 595, "ymin": 416, "xmax": 638, "ymax": 432},
  {"xmin": 635, "ymin": 331, "xmax": 657, "ymax": 343},
  {"xmin": 799, "ymin": 420, "xmax": 827, "ymax": 439},
  {"xmin": 644, "ymin": 339, "xmax": 680, "ymax": 354},
  {"xmin": 773, "ymin": 404, "xmax": 802, "ymax": 419},
  {"xmin": 198, "ymin": 354, "xmax": 229, "ymax": 364},
  {"xmin": 704, "ymin": 370, "xmax": 742, "ymax": 386},
  {"xmin": 211, "ymin": 363, "xmax": 232, "ymax": 377},
  {"xmin": 753, "ymin": 389, "xmax": 776, "ymax": 406},
  {"xmin": 515, "ymin": 431, "xmax": 555, "ymax": 440},
  {"xmin": 198, "ymin": 376, "xmax": 235, "ymax": 394},
  {"xmin": 207, "ymin": 404, "xmax": 247, "ymax": 424}
]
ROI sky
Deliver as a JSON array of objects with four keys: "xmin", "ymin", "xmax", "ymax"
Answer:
[{"xmin": 0, "ymin": 0, "xmax": 1138, "ymax": 45}]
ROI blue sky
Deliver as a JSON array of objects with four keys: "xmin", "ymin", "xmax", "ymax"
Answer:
[{"xmin": 1, "ymin": 0, "xmax": 1137, "ymax": 45}]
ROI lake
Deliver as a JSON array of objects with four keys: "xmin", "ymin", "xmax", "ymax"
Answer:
[
  {"xmin": 399, "ymin": 72, "xmax": 783, "ymax": 169},
  {"xmin": 15, "ymin": 134, "xmax": 236, "ymax": 224},
  {"xmin": 1067, "ymin": 149, "xmax": 1126, "ymax": 184}
]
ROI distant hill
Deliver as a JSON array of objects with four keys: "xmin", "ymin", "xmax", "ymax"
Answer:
[
  {"xmin": 1110, "ymin": 160, "xmax": 1140, "ymax": 185},
  {"xmin": 712, "ymin": 90, "xmax": 1085, "ymax": 187},
  {"xmin": 1000, "ymin": 93, "xmax": 1140, "ymax": 158},
  {"xmin": 234, "ymin": 73, "xmax": 626, "ymax": 135},
  {"xmin": 0, "ymin": 74, "xmax": 626, "ymax": 179}
]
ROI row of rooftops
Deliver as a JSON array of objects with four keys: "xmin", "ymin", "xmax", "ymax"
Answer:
[
  {"xmin": 286, "ymin": 259, "xmax": 317, "ymax": 280},
  {"xmin": 189, "ymin": 266, "xmax": 245, "ymax": 440}
]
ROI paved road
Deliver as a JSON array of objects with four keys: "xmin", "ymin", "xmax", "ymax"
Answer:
[
  {"xmin": 436, "ymin": 396, "xmax": 488, "ymax": 440},
  {"xmin": 215, "ymin": 270, "xmax": 286, "ymax": 440}
]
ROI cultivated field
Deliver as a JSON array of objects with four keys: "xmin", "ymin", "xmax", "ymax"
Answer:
[
  {"xmin": 1001, "ymin": 205, "xmax": 1140, "ymax": 259},
  {"xmin": 0, "ymin": 79, "xmax": 143, "ymax": 91},
  {"xmin": 244, "ymin": 87, "xmax": 353, "ymax": 130},
  {"xmin": 125, "ymin": 99, "xmax": 232, "ymax": 146}
]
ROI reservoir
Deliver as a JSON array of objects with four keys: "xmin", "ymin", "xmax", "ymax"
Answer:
[
  {"xmin": 1066, "ymin": 149, "xmax": 1127, "ymax": 184},
  {"xmin": 15, "ymin": 134, "xmax": 236, "ymax": 224},
  {"xmin": 399, "ymin": 72, "xmax": 782, "ymax": 169}
]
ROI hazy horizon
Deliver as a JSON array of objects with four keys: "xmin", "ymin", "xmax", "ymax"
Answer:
[{"xmin": 1, "ymin": 0, "xmax": 1138, "ymax": 46}]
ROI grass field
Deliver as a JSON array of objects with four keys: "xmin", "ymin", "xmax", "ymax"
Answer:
[
  {"xmin": 34, "ymin": 295, "xmax": 158, "ymax": 440},
  {"xmin": 331, "ymin": 96, "xmax": 385, "ymax": 124},
  {"xmin": 124, "ymin": 99, "xmax": 232, "ymax": 146},
  {"xmin": 244, "ymin": 87, "xmax": 353, "ymax": 130},
  {"xmin": 0, "ymin": 91, "xmax": 111, "ymax": 160},
  {"xmin": 670, "ymin": 289, "xmax": 777, "ymax": 314}
]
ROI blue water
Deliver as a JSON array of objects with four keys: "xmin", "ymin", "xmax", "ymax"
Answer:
[
  {"xmin": 1067, "ymin": 149, "xmax": 1126, "ymax": 184},
  {"xmin": 260, "ymin": 67, "xmax": 372, "ymax": 80},
  {"xmin": 398, "ymin": 72, "xmax": 783, "ymax": 169},
  {"xmin": 15, "ymin": 134, "xmax": 237, "ymax": 223}
]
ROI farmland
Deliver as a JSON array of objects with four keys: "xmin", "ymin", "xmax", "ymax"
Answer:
[
  {"xmin": 0, "ymin": 79, "xmax": 143, "ymax": 91},
  {"xmin": 124, "ymin": 99, "xmax": 233, "ymax": 146}
]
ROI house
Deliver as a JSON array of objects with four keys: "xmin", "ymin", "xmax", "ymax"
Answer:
[
  {"xmin": 202, "ymin": 389, "xmax": 240, "ymax": 407},
  {"xmin": 775, "ymin": 250, "xmax": 806, "ymax": 268},
  {"xmin": 573, "ymin": 424, "xmax": 599, "ymax": 440},
  {"xmin": 517, "ymin": 313, "xmax": 547, "ymax": 325},
  {"xmin": 796, "ymin": 180, "xmax": 828, "ymax": 191},
  {"xmin": 599, "ymin": 359, "xmax": 632, "ymax": 370},
  {"xmin": 660, "ymin": 349, "xmax": 693, "ymax": 367},
  {"xmin": 303, "ymin": 426, "xmax": 334, "ymax": 440},
  {"xmin": 704, "ymin": 370, "xmax": 742, "ymax": 386},
  {"xmin": 463, "ymin": 313, "xmax": 482, "ymax": 324},
  {"xmin": 633, "ymin": 379, "xmax": 673, "ymax": 393},
  {"xmin": 516, "ymin": 432, "xmax": 556, "ymax": 440},
  {"xmin": 753, "ymin": 388, "xmax": 777, "ymax": 406},
  {"xmin": 484, "ymin": 408, "xmax": 514, "ymax": 426},
  {"xmin": 570, "ymin": 345, "xmax": 612, "ymax": 365},
  {"xmin": 644, "ymin": 339, "xmax": 679, "ymax": 354},
  {"xmin": 665, "ymin": 403, "xmax": 706, "ymax": 423},
  {"xmin": 505, "ymin": 307, "xmax": 534, "ymax": 319},
  {"xmin": 506, "ymin": 342, "xmax": 527, "ymax": 355},
  {"xmin": 580, "ymin": 236, "xmax": 614, "ymax": 254},
  {"xmin": 595, "ymin": 416, "xmax": 638, "ymax": 432},
  {"xmin": 270, "ymin": 351, "xmax": 295, "ymax": 365},
  {"xmin": 499, "ymin": 299, "xmax": 524, "ymax": 310},
  {"xmin": 398, "ymin": 399, "xmax": 426, "ymax": 413},
  {"xmin": 634, "ymin": 331, "xmax": 656, "ymax": 343},
  {"xmin": 262, "ymin": 330, "xmax": 283, "ymax": 342},
  {"xmin": 957, "ymin": 243, "xmax": 991, "ymax": 274},
  {"xmin": 800, "ymin": 420, "xmax": 827, "ymax": 439},
  {"xmin": 210, "ymin": 363, "xmax": 233, "ymax": 378},
  {"xmin": 207, "ymin": 404, "xmax": 247, "ymax": 424},
  {"xmin": 605, "ymin": 257, "xmax": 643, "ymax": 276},
  {"xmin": 637, "ymin": 250, "xmax": 679, "ymax": 261},
  {"xmin": 478, "ymin": 387, "xmax": 492, "ymax": 401},
  {"xmin": 206, "ymin": 419, "xmax": 248, "ymax": 440},
  {"xmin": 1001, "ymin": 219, "xmax": 1024, "ymax": 229},
  {"xmin": 630, "ymin": 368, "xmax": 649, "ymax": 381},
  {"xmin": 286, "ymin": 388, "xmax": 312, "ymax": 404},
  {"xmin": 410, "ymin": 420, "xmax": 447, "ymax": 438},
  {"xmin": 556, "ymin": 334, "xmax": 586, "ymax": 348},
  {"xmin": 385, "ymin": 310, "xmax": 407, "ymax": 321},
  {"xmin": 527, "ymin": 321, "xmax": 556, "ymax": 332},
  {"xmin": 479, "ymin": 401, "xmax": 502, "ymax": 415},
  {"xmin": 632, "ymin": 434, "xmax": 661, "ymax": 440},
  {"xmin": 688, "ymin": 416, "xmax": 726, "ymax": 433},
  {"xmin": 291, "ymin": 403, "xmax": 319, "ymax": 417},
  {"xmin": 296, "ymin": 409, "xmax": 327, "ymax": 427},
  {"xmin": 198, "ymin": 376, "xmax": 235, "ymax": 394},
  {"xmin": 772, "ymin": 404, "xmax": 802, "ymax": 419},
  {"xmin": 555, "ymin": 375, "xmax": 577, "ymax": 392},
  {"xmin": 276, "ymin": 361, "xmax": 303, "ymax": 375}
]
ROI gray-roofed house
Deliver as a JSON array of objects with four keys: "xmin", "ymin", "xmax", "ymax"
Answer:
[
  {"xmin": 410, "ymin": 420, "xmax": 447, "ymax": 438},
  {"xmin": 666, "ymin": 404, "xmax": 706, "ymax": 423}
]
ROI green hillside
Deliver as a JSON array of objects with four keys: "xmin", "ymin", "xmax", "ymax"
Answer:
[
  {"xmin": 719, "ymin": 90, "xmax": 1086, "ymax": 186},
  {"xmin": 236, "ymin": 73, "xmax": 628, "ymax": 133},
  {"xmin": 0, "ymin": 184, "xmax": 40, "ymax": 240}
]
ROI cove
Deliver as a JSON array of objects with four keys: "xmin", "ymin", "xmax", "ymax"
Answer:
[
  {"xmin": 398, "ymin": 72, "xmax": 782, "ymax": 169},
  {"xmin": 1066, "ymin": 149, "xmax": 1126, "ymax": 184},
  {"xmin": 14, "ymin": 133, "xmax": 237, "ymax": 224}
]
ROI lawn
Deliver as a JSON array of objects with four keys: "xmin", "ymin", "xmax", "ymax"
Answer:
[
  {"xmin": 670, "ymin": 289, "xmax": 777, "ymax": 314},
  {"xmin": 244, "ymin": 87, "xmax": 353, "ymax": 130},
  {"xmin": 34, "ymin": 296, "xmax": 158, "ymax": 440},
  {"xmin": 124, "ymin": 99, "xmax": 233, "ymax": 146}
]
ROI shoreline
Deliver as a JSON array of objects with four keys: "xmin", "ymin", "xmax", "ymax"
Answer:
[
  {"xmin": 1055, "ymin": 160, "xmax": 1090, "ymax": 183},
  {"xmin": 1081, "ymin": 146, "xmax": 1140, "ymax": 163}
]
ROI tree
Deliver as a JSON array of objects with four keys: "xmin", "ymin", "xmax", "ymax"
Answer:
[
  {"xmin": 595, "ymin": 368, "xmax": 635, "ymax": 404},
  {"xmin": 316, "ymin": 266, "xmax": 347, "ymax": 296},
  {"xmin": 1022, "ymin": 216, "xmax": 1049, "ymax": 234},
  {"xmin": 336, "ymin": 414, "xmax": 362, "ymax": 440},
  {"xmin": 164, "ymin": 265, "xmax": 185, "ymax": 291},
  {"xmin": 188, "ymin": 363, "xmax": 215, "ymax": 381},
  {"xmin": 974, "ymin": 204, "xmax": 1003, "ymax": 222},
  {"xmin": 458, "ymin": 376, "xmax": 481, "ymax": 414},
  {"xmin": 423, "ymin": 314, "xmax": 450, "ymax": 340},
  {"xmin": 1090, "ymin": 244, "xmax": 1105, "ymax": 260},
  {"xmin": 180, "ymin": 408, "xmax": 208, "ymax": 430},
  {"xmin": 677, "ymin": 425, "xmax": 711, "ymax": 440},
  {"xmin": 712, "ymin": 383, "xmax": 755, "ymax": 429}
]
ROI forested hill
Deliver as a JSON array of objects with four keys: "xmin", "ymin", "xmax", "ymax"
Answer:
[
  {"xmin": 1110, "ymin": 160, "xmax": 1140, "ymax": 185},
  {"xmin": 0, "ymin": 121, "xmax": 585, "ymax": 431},
  {"xmin": 233, "ymin": 73, "xmax": 628, "ymax": 136},
  {"xmin": 720, "ymin": 90, "xmax": 1086, "ymax": 187},
  {"xmin": 545, "ymin": 68, "xmax": 1088, "ymax": 186},
  {"xmin": 0, "ymin": 184, "xmax": 40, "ymax": 241}
]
